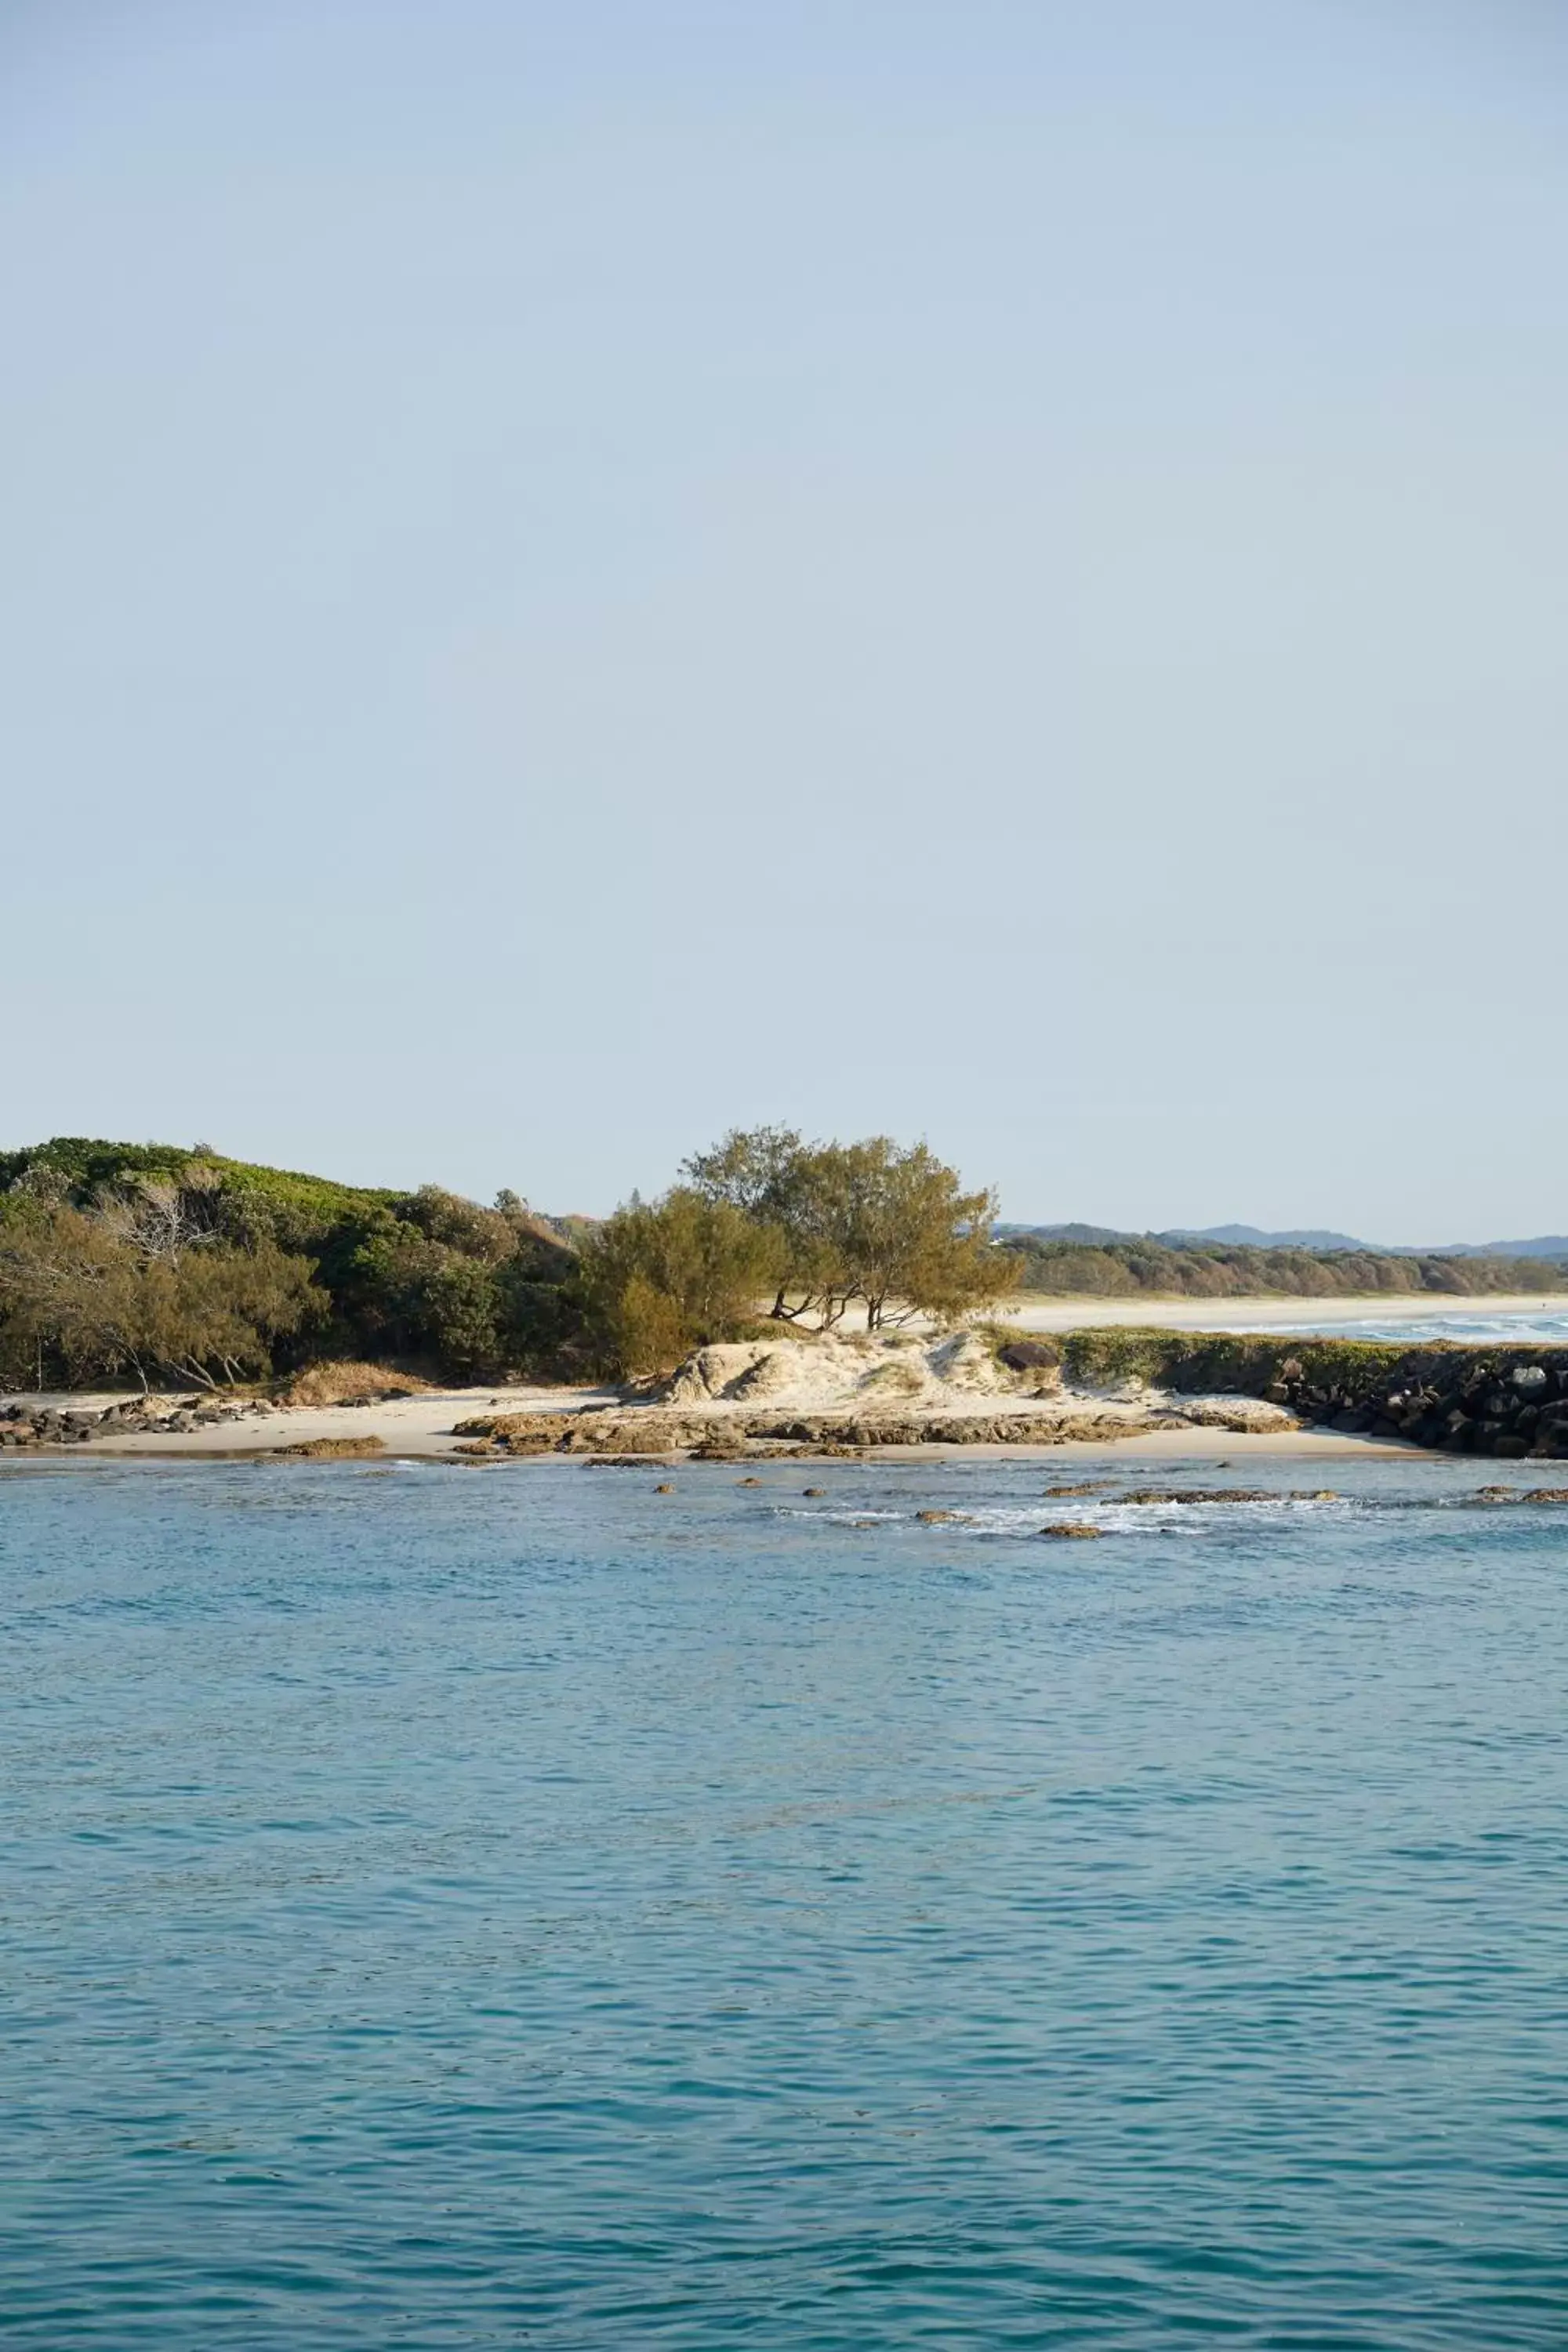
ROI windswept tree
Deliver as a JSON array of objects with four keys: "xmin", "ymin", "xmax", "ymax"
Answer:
[
  {"xmin": 0, "ymin": 1187, "xmax": 321, "ymax": 1391},
  {"xmin": 683, "ymin": 1126, "xmax": 837, "ymax": 1321},
  {"xmin": 684, "ymin": 1127, "xmax": 1018, "ymax": 1329}
]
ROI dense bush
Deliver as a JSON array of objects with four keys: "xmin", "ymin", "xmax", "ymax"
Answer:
[
  {"xmin": 0, "ymin": 1142, "xmax": 577, "ymax": 1389},
  {"xmin": 572, "ymin": 1191, "xmax": 786, "ymax": 1377}
]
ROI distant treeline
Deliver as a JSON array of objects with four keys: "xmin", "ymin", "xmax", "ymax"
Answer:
[{"xmin": 999, "ymin": 1235, "xmax": 1567, "ymax": 1298}]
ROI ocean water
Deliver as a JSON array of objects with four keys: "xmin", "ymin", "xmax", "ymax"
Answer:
[
  {"xmin": 1214, "ymin": 1308, "xmax": 1568, "ymax": 1346},
  {"xmin": 4, "ymin": 1456, "xmax": 1567, "ymax": 2350}
]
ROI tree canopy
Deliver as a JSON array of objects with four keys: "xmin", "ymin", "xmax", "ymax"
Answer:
[
  {"xmin": 0, "ymin": 1143, "xmax": 577, "ymax": 1391},
  {"xmin": 683, "ymin": 1127, "xmax": 1018, "ymax": 1331}
]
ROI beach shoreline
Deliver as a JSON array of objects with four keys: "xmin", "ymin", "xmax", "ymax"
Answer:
[
  {"xmin": 5, "ymin": 1295, "xmax": 1566, "ymax": 1465},
  {"xmin": 0, "ymin": 1380, "xmax": 1427, "ymax": 1467},
  {"xmin": 999, "ymin": 1292, "xmax": 1566, "ymax": 1334}
]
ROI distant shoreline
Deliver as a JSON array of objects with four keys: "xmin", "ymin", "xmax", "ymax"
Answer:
[{"xmin": 1002, "ymin": 1292, "xmax": 1566, "ymax": 1334}]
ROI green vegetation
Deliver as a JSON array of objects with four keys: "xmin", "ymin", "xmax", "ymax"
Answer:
[
  {"xmin": 0, "ymin": 1142, "xmax": 574, "ymax": 1390},
  {"xmin": 1060, "ymin": 1327, "xmax": 1417, "ymax": 1396},
  {"xmin": 0, "ymin": 1127, "xmax": 1017, "ymax": 1390},
  {"xmin": 5, "ymin": 1131, "xmax": 1559, "ymax": 1397},
  {"xmin": 567, "ymin": 1128, "xmax": 1017, "ymax": 1377},
  {"xmin": 683, "ymin": 1127, "xmax": 1017, "ymax": 1332},
  {"xmin": 1004, "ymin": 1234, "xmax": 1566, "ymax": 1298},
  {"xmin": 572, "ymin": 1192, "xmax": 785, "ymax": 1378}
]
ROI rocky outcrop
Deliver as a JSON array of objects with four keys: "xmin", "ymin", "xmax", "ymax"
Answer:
[
  {"xmin": 274, "ymin": 1436, "xmax": 385, "ymax": 1460},
  {"xmin": 1062, "ymin": 1331, "xmax": 1568, "ymax": 1459},
  {"xmin": 1116, "ymin": 1486, "xmax": 1338, "ymax": 1505},
  {"xmin": 746, "ymin": 1409, "xmax": 1171, "ymax": 1446},
  {"xmin": 0, "ymin": 1396, "xmax": 270, "ymax": 1446},
  {"xmin": 451, "ymin": 1393, "xmax": 1294, "ymax": 1457},
  {"xmin": 1270, "ymin": 1350, "xmax": 1568, "ymax": 1457}
]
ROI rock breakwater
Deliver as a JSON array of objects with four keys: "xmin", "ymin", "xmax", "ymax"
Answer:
[{"xmin": 1063, "ymin": 1330, "xmax": 1568, "ymax": 1459}]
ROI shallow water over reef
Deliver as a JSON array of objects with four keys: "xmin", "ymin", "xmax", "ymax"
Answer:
[{"xmin": 4, "ymin": 1455, "xmax": 1567, "ymax": 2348}]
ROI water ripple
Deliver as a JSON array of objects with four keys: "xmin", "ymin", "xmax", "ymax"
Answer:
[{"xmin": 2, "ymin": 1456, "xmax": 1566, "ymax": 2345}]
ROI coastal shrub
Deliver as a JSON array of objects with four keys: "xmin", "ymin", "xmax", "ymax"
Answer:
[
  {"xmin": 574, "ymin": 1191, "xmax": 786, "ymax": 1378},
  {"xmin": 281, "ymin": 1361, "xmax": 436, "ymax": 1407},
  {"xmin": 1060, "ymin": 1328, "xmax": 1417, "ymax": 1396},
  {"xmin": 971, "ymin": 1321, "xmax": 1062, "ymax": 1371}
]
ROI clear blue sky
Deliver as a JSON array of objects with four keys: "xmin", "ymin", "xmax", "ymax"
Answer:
[{"xmin": 5, "ymin": 2, "xmax": 1565, "ymax": 1240}]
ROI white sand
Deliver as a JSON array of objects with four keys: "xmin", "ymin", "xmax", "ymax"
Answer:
[
  {"xmin": 0, "ymin": 1400, "xmax": 1411, "ymax": 1465},
  {"xmin": 2, "ymin": 1385, "xmax": 604, "ymax": 1460},
  {"xmin": 20, "ymin": 1304, "xmax": 1556, "ymax": 1467},
  {"xmin": 2, "ymin": 1328, "xmax": 1410, "ymax": 1461}
]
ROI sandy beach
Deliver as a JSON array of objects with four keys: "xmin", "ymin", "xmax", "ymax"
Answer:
[
  {"xmin": 0, "ymin": 1385, "xmax": 603, "ymax": 1460},
  {"xmin": 0, "ymin": 1374, "xmax": 1405, "ymax": 1467},
  {"xmin": 5, "ymin": 1300, "xmax": 1562, "ymax": 1467},
  {"xmin": 0, "ymin": 1398, "xmax": 1411, "ymax": 1465}
]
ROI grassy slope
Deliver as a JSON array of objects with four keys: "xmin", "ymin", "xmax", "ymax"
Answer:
[{"xmin": 0, "ymin": 1138, "xmax": 397, "ymax": 1217}]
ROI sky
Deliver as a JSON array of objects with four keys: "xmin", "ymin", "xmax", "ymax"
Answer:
[{"xmin": 4, "ymin": 1, "xmax": 1566, "ymax": 1242}]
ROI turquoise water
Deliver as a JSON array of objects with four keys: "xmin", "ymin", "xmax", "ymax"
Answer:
[
  {"xmin": 1124, "ymin": 1309, "xmax": 1568, "ymax": 1345},
  {"xmin": 4, "ymin": 1456, "xmax": 1567, "ymax": 2349},
  {"xmin": 1072, "ymin": 1308, "xmax": 1568, "ymax": 1345}
]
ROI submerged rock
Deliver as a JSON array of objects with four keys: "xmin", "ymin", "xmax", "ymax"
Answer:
[
  {"xmin": 1118, "ymin": 1488, "xmax": 1338, "ymax": 1506},
  {"xmin": 274, "ymin": 1436, "xmax": 386, "ymax": 1460}
]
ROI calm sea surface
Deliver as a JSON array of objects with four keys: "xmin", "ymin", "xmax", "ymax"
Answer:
[{"xmin": 4, "ymin": 1456, "xmax": 1567, "ymax": 2349}]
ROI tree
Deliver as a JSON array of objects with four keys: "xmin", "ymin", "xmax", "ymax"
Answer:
[
  {"xmin": 815, "ymin": 1137, "xmax": 1018, "ymax": 1327},
  {"xmin": 0, "ymin": 1192, "xmax": 320, "ymax": 1390},
  {"xmin": 683, "ymin": 1127, "xmax": 1018, "ymax": 1328},
  {"xmin": 574, "ymin": 1189, "xmax": 784, "ymax": 1377},
  {"xmin": 683, "ymin": 1126, "xmax": 835, "ymax": 1320}
]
